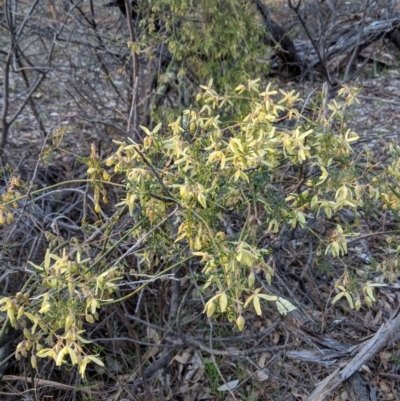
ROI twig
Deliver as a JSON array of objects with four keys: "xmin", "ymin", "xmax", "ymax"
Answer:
[
  {"xmin": 125, "ymin": 0, "xmax": 140, "ymax": 142},
  {"xmin": 1, "ymin": 375, "xmax": 104, "ymax": 394},
  {"xmin": 288, "ymin": 0, "xmax": 333, "ymax": 85}
]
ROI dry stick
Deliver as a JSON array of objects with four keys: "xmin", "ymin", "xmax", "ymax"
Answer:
[
  {"xmin": 0, "ymin": 0, "xmax": 63, "ymax": 149},
  {"xmin": 305, "ymin": 307, "xmax": 400, "ymax": 401},
  {"xmin": 4, "ymin": 138, "xmax": 49, "ymax": 246},
  {"xmin": 124, "ymin": 0, "xmax": 140, "ymax": 143},
  {"xmin": 1, "ymin": 375, "xmax": 103, "ymax": 395},
  {"xmin": 124, "ymin": 310, "xmax": 282, "ymax": 343},
  {"xmin": 15, "ymin": 50, "xmax": 48, "ymax": 137},
  {"xmin": 288, "ymin": 0, "xmax": 333, "ymax": 85},
  {"xmin": 343, "ymin": 0, "xmax": 372, "ymax": 82},
  {"xmin": 1, "ymin": 0, "xmax": 48, "ymax": 149},
  {"xmin": 0, "ymin": 0, "xmax": 16, "ymax": 150},
  {"xmin": 115, "ymin": 304, "xmax": 150, "ymax": 398},
  {"xmin": 73, "ymin": 1, "xmax": 125, "ymax": 102},
  {"xmin": 127, "ymin": 76, "xmax": 139, "ymax": 141},
  {"xmin": 0, "ymin": 46, "xmax": 12, "ymax": 150},
  {"xmin": 166, "ymin": 336, "xmax": 295, "ymax": 357}
]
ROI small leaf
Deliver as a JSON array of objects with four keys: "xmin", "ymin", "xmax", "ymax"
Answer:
[
  {"xmin": 7, "ymin": 308, "xmax": 17, "ymax": 328},
  {"xmin": 253, "ymin": 296, "xmax": 262, "ymax": 316},
  {"xmin": 152, "ymin": 122, "xmax": 162, "ymax": 134},
  {"xmin": 217, "ymin": 379, "xmax": 239, "ymax": 392},
  {"xmin": 56, "ymin": 349, "xmax": 65, "ymax": 366},
  {"xmin": 332, "ymin": 291, "xmax": 347, "ymax": 305},
  {"xmin": 197, "ymin": 192, "xmax": 207, "ymax": 209},
  {"xmin": 76, "ymin": 334, "xmax": 92, "ymax": 344},
  {"xmin": 87, "ymin": 355, "xmax": 105, "ymax": 367},
  {"xmin": 44, "ymin": 249, "xmax": 51, "ymax": 271},
  {"xmin": 248, "ymin": 272, "xmax": 255, "ymax": 288},
  {"xmin": 364, "ymin": 295, "xmax": 373, "ymax": 307},
  {"xmin": 244, "ymin": 295, "xmax": 254, "ymax": 309},
  {"xmin": 206, "ymin": 301, "xmax": 216, "ymax": 318},
  {"xmin": 257, "ymin": 294, "xmax": 277, "ymax": 302},
  {"xmin": 366, "ymin": 286, "xmax": 375, "ymax": 302},
  {"xmin": 236, "ymin": 315, "xmax": 245, "ymax": 331},
  {"xmin": 31, "ymin": 355, "xmax": 37, "ymax": 369},
  {"xmin": 85, "ymin": 314, "xmax": 95, "ymax": 323},
  {"xmin": 79, "ymin": 358, "xmax": 88, "ymax": 377},
  {"xmin": 17, "ymin": 306, "xmax": 24, "ymax": 320},
  {"xmin": 344, "ymin": 292, "xmax": 354, "ymax": 309},
  {"xmin": 220, "ymin": 293, "xmax": 228, "ymax": 313},
  {"xmin": 139, "ymin": 125, "xmax": 152, "ymax": 136},
  {"xmin": 355, "ymin": 296, "xmax": 361, "ymax": 311},
  {"xmin": 24, "ymin": 312, "xmax": 38, "ymax": 323},
  {"xmin": 23, "ymin": 328, "xmax": 33, "ymax": 341},
  {"xmin": 39, "ymin": 301, "xmax": 51, "ymax": 314},
  {"xmin": 36, "ymin": 348, "xmax": 52, "ymax": 358},
  {"xmin": 276, "ymin": 297, "xmax": 297, "ymax": 315},
  {"xmin": 68, "ymin": 347, "xmax": 78, "ymax": 365}
]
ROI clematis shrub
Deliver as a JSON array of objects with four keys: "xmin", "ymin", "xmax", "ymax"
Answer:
[{"xmin": 2, "ymin": 80, "xmax": 399, "ymax": 376}]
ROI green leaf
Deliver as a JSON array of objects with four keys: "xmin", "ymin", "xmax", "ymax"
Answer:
[
  {"xmin": 344, "ymin": 292, "xmax": 354, "ymax": 309},
  {"xmin": 139, "ymin": 125, "xmax": 152, "ymax": 136},
  {"xmin": 44, "ymin": 249, "xmax": 51, "ymax": 271},
  {"xmin": 56, "ymin": 349, "xmax": 66, "ymax": 366},
  {"xmin": 257, "ymin": 294, "xmax": 277, "ymax": 302},
  {"xmin": 197, "ymin": 192, "xmax": 207, "ymax": 209},
  {"xmin": 68, "ymin": 347, "xmax": 78, "ymax": 365},
  {"xmin": 253, "ymin": 296, "xmax": 262, "ymax": 316},
  {"xmin": 236, "ymin": 315, "xmax": 245, "ymax": 331},
  {"xmin": 36, "ymin": 348, "xmax": 52, "ymax": 358},
  {"xmin": 76, "ymin": 334, "xmax": 92, "ymax": 344},
  {"xmin": 219, "ymin": 293, "xmax": 228, "ymax": 313},
  {"xmin": 244, "ymin": 295, "xmax": 254, "ymax": 309},
  {"xmin": 205, "ymin": 301, "xmax": 216, "ymax": 318},
  {"xmin": 332, "ymin": 291, "xmax": 347, "ymax": 305},
  {"xmin": 24, "ymin": 312, "xmax": 38, "ymax": 323},
  {"xmin": 87, "ymin": 355, "xmax": 104, "ymax": 367}
]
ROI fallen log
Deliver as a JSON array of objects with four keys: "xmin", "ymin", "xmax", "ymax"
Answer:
[{"xmin": 252, "ymin": 0, "xmax": 400, "ymax": 82}]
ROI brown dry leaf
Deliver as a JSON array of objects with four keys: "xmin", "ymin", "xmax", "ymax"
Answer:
[
  {"xmin": 146, "ymin": 327, "xmax": 160, "ymax": 343},
  {"xmin": 379, "ymin": 382, "xmax": 391, "ymax": 392},
  {"xmin": 183, "ymin": 352, "xmax": 204, "ymax": 383},
  {"xmin": 172, "ymin": 350, "xmax": 193, "ymax": 365},
  {"xmin": 292, "ymin": 390, "xmax": 307, "ymax": 400},
  {"xmin": 172, "ymin": 349, "xmax": 193, "ymax": 379},
  {"xmin": 258, "ymin": 352, "xmax": 269, "ymax": 368},
  {"xmin": 360, "ymin": 364, "xmax": 371, "ymax": 373},
  {"xmin": 254, "ymin": 369, "xmax": 269, "ymax": 382},
  {"xmin": 379, "ymin": 351, "xmax": 392, "ymax": 370},
  {"xmin": 372, "ymin": 309, "xmax": 382, "ymax": 325},
  {"xmin": 272, "ymin": 332, "xmax": 280, "ymax": 344},
  {"xmin": 172, "ymin": 349, "xmax": 205, "ymax": 388},
  {"xmin": 365, "ymin": 310, "xmax": 373, "ymax": 324}
]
